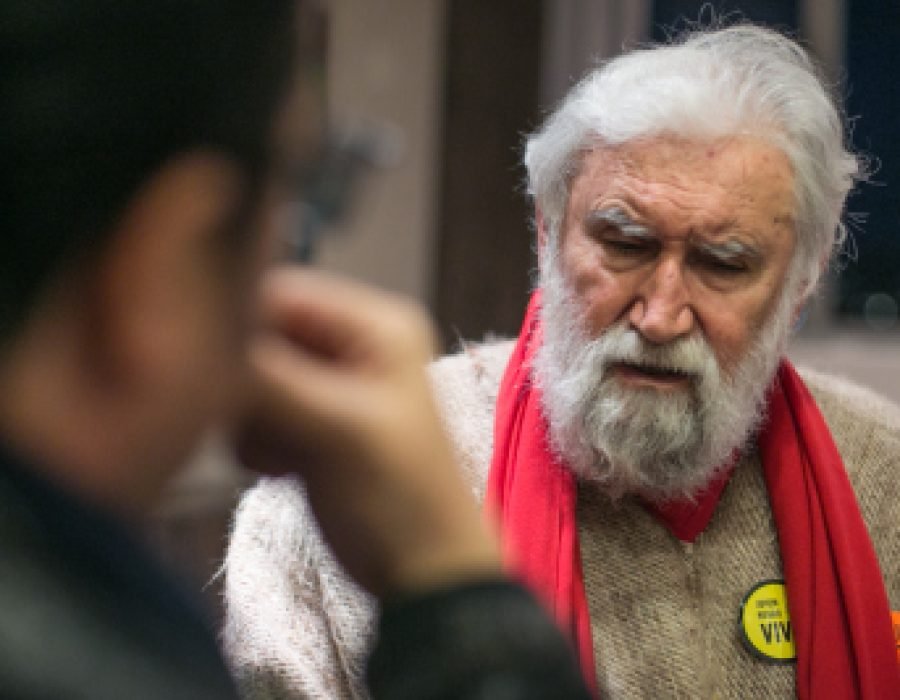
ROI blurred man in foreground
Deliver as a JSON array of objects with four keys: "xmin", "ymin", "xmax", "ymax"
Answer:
[
  {"xmin": 0, "ymin": 1, "xmax": 590, "ymax": 698},
  {"xmin": 227, "ymin": 23, "xmax": 900, "ymax": 698}
]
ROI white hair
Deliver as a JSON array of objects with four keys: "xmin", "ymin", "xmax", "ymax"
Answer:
[{"xmin": 524, "ymin": 23, "xmax": 863, "ymax": 298}]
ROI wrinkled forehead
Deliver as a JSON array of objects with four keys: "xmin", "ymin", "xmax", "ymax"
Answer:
[{"xmin": 568, "ymin": 133, "xmax": 797, "ymax": 232}]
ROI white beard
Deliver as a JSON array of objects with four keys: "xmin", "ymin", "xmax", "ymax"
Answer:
[{"xmin": 533, "ymin": 244, "xmax": 796, "ymax": 501}]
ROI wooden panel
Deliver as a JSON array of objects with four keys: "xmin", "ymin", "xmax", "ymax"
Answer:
[{"xmin": 434, "ymin": 0, "xmax": 543, "ymax": 345}]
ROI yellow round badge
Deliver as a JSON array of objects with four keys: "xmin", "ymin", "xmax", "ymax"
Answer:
[{"xmin": 739, "ymin": 580, "xmax": 796, "ymax": 662}]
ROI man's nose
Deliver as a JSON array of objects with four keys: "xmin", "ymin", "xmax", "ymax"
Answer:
[{"xmin": 628, "ymin": 258, "xmax": 695, "ymax": 344}]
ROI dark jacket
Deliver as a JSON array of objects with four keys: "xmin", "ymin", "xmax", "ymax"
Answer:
[
  {"xmin": 0, "ymin": 444, "xmax": 239, "ymax": 700},
  {"xmin": 0, "ymin": 444, "xmax": 590, "ymax": 700}
]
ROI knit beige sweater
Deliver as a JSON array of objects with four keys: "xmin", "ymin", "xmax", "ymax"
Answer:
[{"xmin": 223, "ymin": 340, "xmax": 900, "ymax": 699}]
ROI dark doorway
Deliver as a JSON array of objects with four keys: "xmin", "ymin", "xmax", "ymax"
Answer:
[
  {"xmin": 839, "ymin": 1, "xmax": 900, "ymax": 320},
  {"xmin": 433, "ymin": 0, "xmax": 544, "ymax": 346}
]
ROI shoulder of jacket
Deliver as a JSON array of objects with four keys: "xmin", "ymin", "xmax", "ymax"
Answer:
[
  {"xmin": 796, "ymin": 365, "xmax": 900, "ymax": 524},
  {"xmin": 223, "ymin": 477, "xmax": 375, "ymax": 697},
  {"xmin": 795, "ymin": 367, "xmax": 900, "ymax": 604},
  {"xmin": 427, "ymin": 339, "xmax": 514, "ymax": 501},
  {"xmin": 797, "ymin": 365, "xmax": 900, "ymax": 438},
  {"xmin": 428, "ymin": 338, "xmax": 514, "ymax": 405}
]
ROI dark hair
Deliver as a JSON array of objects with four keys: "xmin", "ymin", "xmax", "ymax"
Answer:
[{"xmin": 0, "ymin": 0, "xmax": 297, "ymax": 342}]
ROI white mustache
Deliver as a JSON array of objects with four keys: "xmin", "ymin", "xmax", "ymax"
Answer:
[{"xmin": 585, "ymin": 324, "xmax": 720, "ymax": 382}]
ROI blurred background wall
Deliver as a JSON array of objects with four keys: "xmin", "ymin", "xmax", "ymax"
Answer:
[
  {"xmin": 150, "ymin": 0, "xmax": 900, "ymax": 620},
  {"xmin": 314, "ymin": 0, "xmax": 899, "ymax": 398},
  {"xmin": 316, "ymin": 0, "xmax": 446, "ymax": 302}
]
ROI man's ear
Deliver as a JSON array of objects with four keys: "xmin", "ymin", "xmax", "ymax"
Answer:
[{"xmin": 84, "ymin": 152, "xmax": 244, "ymax": 390}]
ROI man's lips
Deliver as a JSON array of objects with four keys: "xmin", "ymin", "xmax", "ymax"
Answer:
[{"xmin": 609, "ymin": 361, "xmax": 693, "ymax": 389}]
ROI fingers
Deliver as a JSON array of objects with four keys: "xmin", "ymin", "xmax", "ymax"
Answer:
[
  {"xmin": 239, "ymin": 266, "xmax": 437, "ymax": 471},
  {"xmin": 233, "ymin": 267, "xmax": 503, "ymax": 595},
  {"xmin": 258, "ymin": 266, "xmax": 437, "ymax": 364},
  {"xmin": 245, "ymin": 333, "xmax": 365, "ymax": 454}
]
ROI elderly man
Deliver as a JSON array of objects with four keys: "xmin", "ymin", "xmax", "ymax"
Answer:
[{"xmin": 224, "ymin": 23, "xmax": 900, "ymax": 698}]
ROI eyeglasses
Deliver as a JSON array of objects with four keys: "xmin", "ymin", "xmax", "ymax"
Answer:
[{"xmin": 279, "ymin": 124, "xmax": 402, "ymax": 263}]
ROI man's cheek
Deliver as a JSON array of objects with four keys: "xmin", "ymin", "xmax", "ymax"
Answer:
[{"xmin": 701, "ymin": 323, "xmax": 748, "ymax": 378}]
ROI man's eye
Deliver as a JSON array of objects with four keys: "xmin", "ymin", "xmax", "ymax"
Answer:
[
  {"xmin": 701, "ymin": 256, "xmax": 747, "ymax": 274},
  {"xmin": 604, "ymin": 238, "xmax": 649, "ymax": 254}
]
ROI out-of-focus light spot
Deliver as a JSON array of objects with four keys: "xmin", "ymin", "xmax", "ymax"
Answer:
[{"xmin": 863, "ymin": 292, "xmax": 898, "ymax": 331}]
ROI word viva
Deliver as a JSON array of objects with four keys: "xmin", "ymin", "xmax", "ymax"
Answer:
[{"xmin": 759, "ymin": 621, "xmax": 792, "ymax": 645}]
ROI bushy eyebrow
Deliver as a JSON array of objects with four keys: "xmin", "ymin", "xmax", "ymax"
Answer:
[
  {"xmin": 586, "ymin": 206, "xmax": 764, "ymax": 264},
  {"xmin": 585, "ymin": 206, "xmax": 654, "ymax": 239},
  {"xmin": 693, "ymin": 238, "xmax": 762, "ymax": 264}
]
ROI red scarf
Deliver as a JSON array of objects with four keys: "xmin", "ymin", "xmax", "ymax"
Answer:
[{"xmin": 485, "ymin": 292, "xmax": 899, "ymax": 698}]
